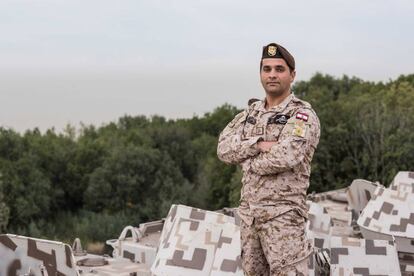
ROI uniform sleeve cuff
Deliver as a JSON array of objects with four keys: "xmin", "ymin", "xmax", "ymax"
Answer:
[{"xmin": 243, "ymin": 137, "xmax": 263, "ymax": 151}]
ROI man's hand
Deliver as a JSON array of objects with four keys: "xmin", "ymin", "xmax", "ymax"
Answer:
[{"xmin": 257, "ymin": 141, "xmax": 276, "ymax": 152}]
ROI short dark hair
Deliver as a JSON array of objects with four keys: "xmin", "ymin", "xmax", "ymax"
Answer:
[{"xmin": 260, "ymin": 60, "xmax": 294, "ymax": 73}]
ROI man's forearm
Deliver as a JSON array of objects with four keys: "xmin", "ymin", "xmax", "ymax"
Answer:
[{"xmin": 217, "ymin": 135, "xmax": 262, "ymax": 164}]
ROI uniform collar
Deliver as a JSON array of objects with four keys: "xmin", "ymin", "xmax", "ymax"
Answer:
[{"xmin": 262, "ymin": 93, "xmax": 294, "ymax": 113}]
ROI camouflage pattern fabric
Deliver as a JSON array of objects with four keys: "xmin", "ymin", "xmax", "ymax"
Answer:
[
  {"xmin": 240, "ymin": 210, "xmax": 311, "ymax": 275},
  {"xmin": 217, "ymin": 94, "xmax": 320, "ymax": 222},
  {"xmin": 217, "ymin": 94, "xmax": 320, "ymax": 274}
]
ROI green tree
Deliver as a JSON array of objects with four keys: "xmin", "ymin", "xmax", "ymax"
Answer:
[
  {"xmin": 0, "ymin": 178, "xmax": 10, "ymax": 232},
  {"xmin": 84, "ymin": 144, "xmax": 192, "ymax": 221}
]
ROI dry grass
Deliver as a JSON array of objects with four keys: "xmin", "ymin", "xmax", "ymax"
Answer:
[{"xmin": 87, "ymin": 242, "xmax": 105, "ymax": 254}]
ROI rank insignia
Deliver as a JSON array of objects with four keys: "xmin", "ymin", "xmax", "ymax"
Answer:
[
  {"xmin": 292, "ymin": 120, "xmax": 307, "ymax": 138},
  {"xmin": 296, "ymin": 112, "xmax": 309, "ymax": 122},
  {"xmin": 268, "ymin": 45, "xmax": 277, "ymax": 56}
]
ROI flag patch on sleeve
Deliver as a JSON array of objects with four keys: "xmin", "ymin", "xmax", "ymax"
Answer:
[{"xmin": 296, "ymin": 112, "xmax": 309, "ymax": 122}]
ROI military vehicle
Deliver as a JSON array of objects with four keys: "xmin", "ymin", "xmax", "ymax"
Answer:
[{"xmin": 1, "ymin": 171, "xmax": 413, "ymax": 275}]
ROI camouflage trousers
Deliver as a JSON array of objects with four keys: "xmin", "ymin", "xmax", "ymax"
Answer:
[{"xmin": 240, "ymin": 210, "xmax": 312, "ymax": 276}]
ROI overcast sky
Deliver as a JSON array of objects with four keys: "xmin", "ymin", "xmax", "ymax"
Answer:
[{"xmin": 1, "ymin": 0, "xmax": 413, "ymax": 132}]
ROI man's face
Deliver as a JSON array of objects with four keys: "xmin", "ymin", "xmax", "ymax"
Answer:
[{"xmin": 260, "ymin": 58, "xmax": 296, "ymax": 97}]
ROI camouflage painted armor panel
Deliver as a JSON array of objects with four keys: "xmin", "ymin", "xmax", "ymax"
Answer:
[
  {"xmin": 151, "ymin": 204, "xmax": 243, "ymax": 276},
  {"xmin": 358, "ymin": 171, "xmax": 414, "ymax": 253},
  {"xmin": 329, "ymin": 236, "xmax": 401, "ymax": 275},
  {"xmin": 0, "ymin": 234, "xmax": 78, "ymax": 276},
  {"xmin": 217, "ymin": 94, "xmax": 321, "ymax": 224}
]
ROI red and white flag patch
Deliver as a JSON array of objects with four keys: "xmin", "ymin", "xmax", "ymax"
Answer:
[{"xmin": 296, "ymin": 112, "xmax": 309, "ymax": 122}]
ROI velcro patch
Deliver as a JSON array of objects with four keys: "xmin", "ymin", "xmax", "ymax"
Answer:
[{"xmin": 268, "ymin": 114, "xmax": 290, "ymax": 125}]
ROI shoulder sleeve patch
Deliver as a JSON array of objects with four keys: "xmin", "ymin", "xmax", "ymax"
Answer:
[
  {"xmin": 229, "ymin": 110, "xmax": 247, "ymax": 128},
  {"xmin": 292, "ymin": 120, "xmax": 307, "ymax": 138}
]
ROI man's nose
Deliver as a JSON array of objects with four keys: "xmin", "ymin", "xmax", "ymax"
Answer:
[{"xmin": 269, "ymin": 69, "xmax": 278, "ymax": 78}]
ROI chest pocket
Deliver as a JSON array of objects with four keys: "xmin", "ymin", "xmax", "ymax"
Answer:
[
  {"xmin": 265, "ymin": 113, "xmax": 290, "ymax": 141},
  {"xmin": 242, "ymin": 115, "xmax": 265, "ymax": 140}
]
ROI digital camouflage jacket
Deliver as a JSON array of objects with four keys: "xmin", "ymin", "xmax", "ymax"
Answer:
[{"xmin": 217, "ymin": 94, "xmax": 321, "ymax": 225}]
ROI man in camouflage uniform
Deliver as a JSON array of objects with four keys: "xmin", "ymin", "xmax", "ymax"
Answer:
[{"xmin": 217, "ymin": 43, "xmax": 320, "ymax": 275}]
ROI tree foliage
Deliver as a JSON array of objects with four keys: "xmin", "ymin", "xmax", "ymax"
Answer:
[{"xmin": 0, "ymin": 74, "xmax": 413, "ymax": 242}]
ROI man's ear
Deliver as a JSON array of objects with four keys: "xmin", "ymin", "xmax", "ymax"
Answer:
[{"xmin": 290, "ymin": 70, "xmax": 296, "ymax": 82}]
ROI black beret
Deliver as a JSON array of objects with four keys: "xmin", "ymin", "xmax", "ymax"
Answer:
[{"xmin": 261, "ymin": 43, "xmax": 295, "ymax": 70}]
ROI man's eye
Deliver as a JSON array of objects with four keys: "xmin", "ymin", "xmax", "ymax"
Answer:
[{"xmin": 263, "ymin": 67, "xmax": 271, "ymax": 72}]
